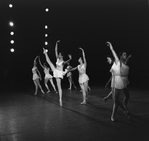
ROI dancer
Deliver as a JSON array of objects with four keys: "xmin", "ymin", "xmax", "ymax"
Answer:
[
  {"xmin": 70, "ymin": 48, "xmax": 89, "ymax": 104},
  {"xmin": 103, "ymin": 54, "xmax": 131, "ymax": 109},
  {"xmin": 119, "ymin": 52, "xmax": 131, "ymax": 112},
  {"xmin": 107, "ymin": 41, "xmax": 130, "ymax": 121},
  {"xmin": 43, "ymin": 40, "xmax": 72, "ymax": 106},
  {"xmin": 38, "ymin": 57, "xmax": 57, "ymax": 93},
  {"xmin": 66, "ymin": 62, "xmax": 77, "ymax": 90},
  {"xmin": 32, "ymin": 56, "xmax": 45, "ymax": 95}
]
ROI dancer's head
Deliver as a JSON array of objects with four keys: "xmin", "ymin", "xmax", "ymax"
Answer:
[
  {"xmin": 78, "ymin": 57, "xmax": 83, "ymax": 64},
  {"xmin": 119, "ymin": 52, "xmax": 127, "ymax": 60},
  {"xmin": 107, "ymin": 57, "xmax": 112, "ymax": 64},
  {"xmin": 58, "ymin": 52, "xmax": 63, "ymax": 61}
]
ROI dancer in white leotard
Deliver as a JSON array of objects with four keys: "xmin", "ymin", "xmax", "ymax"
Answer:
[
  {"xmin": 38, "ymin": 57, "xmax": 57, "ymax": 93},
  {"xmin": 43, "ymin": 40, "xmax": 72, "ymax": 106},
  {"xmin": 107, "ymin": 41, "xmax": 130, "ymax": 121},
  {"xmin": 70, "ymin": 48, "xmax": 89, "ymax": 104},
  {"xmin": 32, "ymin": 56, "xmax": 45, "ymax": 95}
]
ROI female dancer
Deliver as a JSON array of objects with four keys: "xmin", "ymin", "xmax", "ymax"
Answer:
[
  {"xmin": 66, "ymin": 62, "xmax": 77, "ymax": 90},
  {"xmin": 32, "ymin": 56, "xmax": 45, "ymax": 95},
  {"xmin": 70, "ymin": 48, "xmax": 89, "ymax": 104},
  {"xmin": 38, "ymin": 57, "xmax": 57, "ymax": 93},
  {"xmin": 107, "ymin": 41, "xmax": 130, "ymax": 121},
  {"xmin": 43, "ymin": 40, "xmax": 72, "ymax": 106},
  {"xmin": 103, "ymin": 53, "xmax": 131, "ymax": 109}
]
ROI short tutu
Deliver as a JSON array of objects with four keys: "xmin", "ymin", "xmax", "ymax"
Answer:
[
  {"xmin": 53, "ymin": 69, "xmax": 67, "ymax": 79},
  {"xmin": 79, "ymin": 73, "xmax": 89, "ymax": 84},
  {"xmin": 45, "ymin": 74, "xmax": 53, "ymax": 79},
  {"xmin": 111, "ymin": 75, "xmax": 124, "ymax": 89},
  {"xmin": 33, "ymin": 73, "xmax": 39, "ymax": 80}
]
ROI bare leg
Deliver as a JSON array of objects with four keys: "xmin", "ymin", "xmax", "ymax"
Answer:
[
  {"xmin": 56, "ymin": 78, "xmax": 62, "ymax": 106},
  {"xmin": 122, "ymin": 88, "xmax": 130, "ymax": 111},
  {"xmin": 103, "ymin": 91, "xmax": 112, "ymax": 102},
  {"xmin": 80, "ymin": 83, "xmax": 86, "ymax": 104},
  {"xmin": 68, "ymin": 77, "xmax": 72, "ymax": 90},
  {"xmin": 44, "ymin": 78, "xmax": 50, "ymax": 93},
  {"xmin": 84, "ymin": 81, "xmax": 89, "ymax": 100},
  {"xmin": 33, "ymin": 80, "xmax": 38, "ymax": 95},
  {"xmin": 36, "ymin": 79, "xmax": 44, "ymax": 94},
  {"xmin": 49, "ymin": 78, "xmax": 57, "ymax": 92}
]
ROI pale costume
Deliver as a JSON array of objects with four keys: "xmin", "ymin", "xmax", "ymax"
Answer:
[
  {"xmin": 53, "ymin": 59, "xmax": 67, "ymax": 79},
  {"xmin": 120, "ymin": 62, "xmax": 129, "ymax": 88},
  {"xmin": 66, "ymin": 66, "xmax": 72, "ymax": 77},
  {"xmin": 44, "ymin": 68, "xmax": 53, "ymax": 79},
  {"xmin": 32, "ymin": 66, "xmax": 39, "ymax": 80},
  {"xmin": 78, "ymin": 64, "xmax": 89, "ymax": 84},
  {"xmin": 110, "ymin": 61, "xmax": 124, "ymax": 89}
]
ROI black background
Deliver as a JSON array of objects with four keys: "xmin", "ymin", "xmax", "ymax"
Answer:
[{"xmin": 0, "ymin": 0, "xmax": 148, "ymax": 91}]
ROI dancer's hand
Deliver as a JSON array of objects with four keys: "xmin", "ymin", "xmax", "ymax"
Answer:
[
  {"xmin": 57, "ymin": 40, "xmax": 60, "ymax": 43},
  {"xmin": 79, "ymin": 47, "xmax": 83, "ymax": 51},
  {"xmin": 106, "ymin": 41, "xmax": 113, "ymax": 50},
  {"xmin": 43, "ymin": 48, "xmax": 48, "ymax": 54},
  {"xmin": 68, "ymin": 54, "xmax": 72, "ymax": 59}
]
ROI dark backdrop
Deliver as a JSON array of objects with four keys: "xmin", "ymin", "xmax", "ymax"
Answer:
[{"xmin": 0, "ymin": 0, "xmax": 148, "ymax": 91}]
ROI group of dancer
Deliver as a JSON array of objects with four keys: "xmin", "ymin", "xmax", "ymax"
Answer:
[
  {"xmin": 32, "ymin": 40, "xmax": 132, "ymax": 121},
  {"xmin": 32, "ymin": 40, "xmax": 89, "ymax": 106}
]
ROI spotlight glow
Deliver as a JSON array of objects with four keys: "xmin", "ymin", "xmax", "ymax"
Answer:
[
  {"xmin": 10, "ymin": 31, "xmax": 14, "ymax": 35},
  {"xmin": 9, "ymin": 21, "xmax": 14, "ymax": 27},
  {"xmin": 45, "ymin": 41, "xmax": 48, "ymax": 45},
  {"xmin": 10, "ymin": 48, "xmax": 15, "ymax": 52},
  {"xmin": 45, "ymin": 25, "xmax": 48, "ymax": 29},
  {"xmin": 9, "ymin": 4, "xmax": 13, "ymax": 8},
  {"xmin": 45, "ymin": 8, "xmax": 49, "ymax": 12},
  {"xmin": 45, "ymin": 34, "xmax": 48, "ymax": 37},
  {"xmin": 10, "ymin": 40, "xmax": 14, "ymax": 44}
]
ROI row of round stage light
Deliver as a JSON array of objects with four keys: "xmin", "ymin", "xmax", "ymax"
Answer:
[
  {"xmin": 44, "ymin": 8, "xmax": 49, "ymax": 47},
  {"xmin": 9, "ymin": 3, "xmax": 15, "ymax": 53}
]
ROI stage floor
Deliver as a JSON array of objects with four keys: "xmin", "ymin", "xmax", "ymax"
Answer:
[{"xmin": 0, "ymin": 86, "xmax": 149, "ymax": 141}]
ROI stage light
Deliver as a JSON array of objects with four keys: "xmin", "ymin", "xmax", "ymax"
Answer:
[
  {"xmin": 45, "ymin": 25, "xmax": 48, "ymax": 29},
  {"xmin": 9, "ymin": 21, "xmax": 14, "ymax": 27},
  {"xmin": 45, "ymin": 8, "xmax": 49, "ymax": 12},
  {"xmin": 10, "ymin": 31, "xmax": 14, "ymax": 35},
  {"xmin": 10, "ymin": 48, "xmax": 15, "ymax": 52},
  {"xmin": 45, "ymin": 41, "xmax": 48, "ymax": 45},
  {"xmin": 45, "ymin": 34, "xmax": 48, "ymax": 37},
  {"xmin": 9, "ymin": 4, "xmax": 13, "ymax": 8},
  {"xmin": 10, "ymin": 40, "xmax": 14, "ymax": 44}
]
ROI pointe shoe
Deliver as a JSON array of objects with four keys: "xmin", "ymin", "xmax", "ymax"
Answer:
[
  {"xmin": 41, "ymin": 90, "xmax": 45, "ymax": 94},
  {"xmin": 68, "ymin": 88, "xmax": 71, "ymax": 90},
  {"xmin": 46, "ymin": 90, "xmax": 50, "ymax": 93},
  {"xmin": 34, "ymin": 93, "xmax": 37, "ymax": 95},
  {"xmin": 111, "ymin": 116, "xmax": 115, "ymax": 122},
  {"xmin": 59, "ymin": 100, "xmax": 62, "ymax": 107},
  {"xmin": 103, "ymin": 97, "xmax": 108, "ymax": 102},
  {"xmin": 81, "ymin": 101, "xmax": 86, "ymax": 105}
]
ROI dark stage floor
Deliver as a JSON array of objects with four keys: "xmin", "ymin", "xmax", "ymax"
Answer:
[{"xmin": 0, "ymin": 86, "xmax": 149, "ymax": 141}]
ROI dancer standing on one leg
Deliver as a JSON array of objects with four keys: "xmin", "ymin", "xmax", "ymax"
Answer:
[
  {"xmin": 66, "ymin": 62, "xmax": 77, "ymax": 90},
  {"xmin": 43, "ymin": 40, "xmax": 72, "ymax": 106},
  {"xmin": 32, "ymin": 56, "xmax": 45, "ymax": 95},
  {"xmin": 38, "ymin": 57, "xmax": 57, "ymax": 93},
  {"xmin": 107, "ymin": 41, "xmax": 130, "ymax": 121},
  {"xmin": 70, "ymin": 48, "xmax": 89, "ymax": 104}
]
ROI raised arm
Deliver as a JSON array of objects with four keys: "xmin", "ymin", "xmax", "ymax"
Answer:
[
  {"xmin": 107, "ymin": 41, "xmax": 119, "ymax": 63},
  {"xmin": 125, "ymin": 54, "xmax": 131, "ymax": 64},
  {"xmin": 34, "ymin": 56, "xmax": 39, "ymax": 62},
  {"xmin": 79, "ymin": 47, "xmax": 87, "ymax": 66},
  {"xmin": 55, "ymin": 40, "xmax": 60, "ymax": 58},
  {"xmin": 38, "ymin": 56, "xmax": 44, "ymax": 69},
  {"xmin": 63, "ymin": 54, "xmax": 72, "ymax": 65}
]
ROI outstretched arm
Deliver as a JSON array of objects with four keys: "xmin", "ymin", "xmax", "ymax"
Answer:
[
  {"xmin": 69, "ymin": 66, "xmax": 78, "ymax": 72},
  {"xmin": 38, "ymin": 56, "xmax": 44, "ymax": 69},
  {"xmin": 107, "ymin": 41, "xmax": 119, "ymax": 63},
  {"xmin": 63, "ymin": 54, "xmax": 72, "ymax": 65},
  {"xmin": 34, "ymin": 56, "xmax": 39, "ymax": 62},
  {"xmin": 55, "ymin": 40, "xmax": 60, "ymax": 58},
  {"xmin": 79, "ymin": 47, "xmax": 87, "ymax": 66},
  {"xmin": 125, "ymin": 55, "xmax": 131, "ymax": 64}
]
